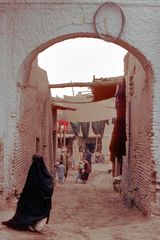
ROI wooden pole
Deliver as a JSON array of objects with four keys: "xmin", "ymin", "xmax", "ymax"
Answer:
[
  {"xmin": 49, "ymin": 76, "xmax": 124, "ymax": 89},
  {"xmin": 59, "ymin": 126, "xmax": 62, "ymax": 148}
]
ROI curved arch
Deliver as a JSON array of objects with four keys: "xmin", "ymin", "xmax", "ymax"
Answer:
[
  {"xmin": 17, "ymin": 32, "xmax": 153, "ymax": 87},
  {"xmin": 16, "ymin": 32, "xmax": 155, "ymax": 215}
]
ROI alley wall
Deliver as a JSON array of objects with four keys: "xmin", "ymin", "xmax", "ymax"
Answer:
[
  {"xmin": 123, "ymin": 53, "xmax": 153, "ymax": 215},
  {"xmin": 0, "ymin": 58, "xmax": 53, "ymax": 208}
]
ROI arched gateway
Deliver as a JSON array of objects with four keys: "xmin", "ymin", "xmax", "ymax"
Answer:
[{"xmin": 0, "ymin": 0, "xmax": 159, "ymax": 216}]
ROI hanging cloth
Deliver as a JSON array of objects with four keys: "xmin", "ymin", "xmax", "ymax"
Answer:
[
  {"xmin": 91, "ymin": 120, "xmax": 106, "ymax": 137},
  {"xmin": 115, "ymin": 79, "xmax": 126, "ymax": 118},
  {"xmin": 80, "ymin": 122, "xmax": 90, "ymax": 139},
  {"xmin": 105, "ymin": 119, "xmax": 109, "ymax": 125},
  {"xmin": 109, "ymin": 118, "xmax": 126, "ymax": 158},
  {"xmin": 70, "ymin": 122, "xmax": 80, "ymax": 136}
]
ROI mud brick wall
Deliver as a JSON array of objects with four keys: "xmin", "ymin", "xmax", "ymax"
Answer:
[
  {"xmin": 122, "ymin": 53, "xmax": 154, "ymax": 215},
  {"xmin": 11, "ymin": 59, "xmax": 53, "ymax": 195}
]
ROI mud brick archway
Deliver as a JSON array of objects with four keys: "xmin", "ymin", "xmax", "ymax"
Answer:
[{"xmin": 0, "ymin": 1, "xmax": 160, "ymax": 215}]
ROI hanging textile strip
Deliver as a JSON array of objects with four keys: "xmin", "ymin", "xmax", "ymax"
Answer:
[
  {"xmin": 70, "ymin": 122, "xmax": 80, "ymax": 136},
  {"xmin": 91, "ymin": 120, "xmax": 106, "ymax": 136},
  {"xmin": 80, "ymin": 122, "xmax": 90, "ymax": 139}
]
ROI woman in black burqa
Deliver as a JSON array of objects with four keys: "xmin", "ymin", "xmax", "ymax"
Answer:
[{"xmin": 2, "ymin": 153, "xmax": 54, "ymax": 232}]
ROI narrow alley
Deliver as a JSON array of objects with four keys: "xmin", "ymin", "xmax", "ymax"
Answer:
[{"xmin": 0, "ymin": 163, "xmax": 159, "ymax": 240}]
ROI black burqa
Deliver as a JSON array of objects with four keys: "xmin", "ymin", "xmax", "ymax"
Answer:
[{"xmin": 2, "ymin": 154, "xmax": 54, "ymax": 230}]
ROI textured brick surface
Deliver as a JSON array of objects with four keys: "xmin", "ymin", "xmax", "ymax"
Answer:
[
  {"xmin": 0, "ymin": 59, "xmax": 54, "ymax": 206},
  {"xmin": 123, "ymin": 53, "xmax": 154, "ymax": 215}
]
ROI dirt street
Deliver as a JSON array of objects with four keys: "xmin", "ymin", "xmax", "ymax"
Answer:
[{"xmin": 0, "ymin": 163, "xmax": 160, "ymax": 240}]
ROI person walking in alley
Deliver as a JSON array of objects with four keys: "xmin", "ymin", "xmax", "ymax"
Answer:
[
  {"xmin": 1, "ymin": 154, "xmax": 54, "ymax": 232},
  {"xmin": 60, "ymin": 148, "xmax": 69, "ymax": 178},
  {"xmin": 64, "ymin": 150, "xmax": 69, "ymax": 178},
  {"xmin": 56, "ymin": 160, "xmax": 65, "ymax": 184},
  {"xmin": 75, "ymin": 160, "xmax": 84, "ymax": 183},
  {"xmin": 81, "ymin": 159, "xmax": 91, "ymax": 183},
  {"xmin": 54, "ymin": 161, "xmax": 60, "ymax": 180},
  {"xmin": 83, "ymin": 148, "xmax": 92, "ymax": 172}
]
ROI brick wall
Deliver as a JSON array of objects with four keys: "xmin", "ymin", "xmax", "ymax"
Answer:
[
  {"xmin": 122, "ymin": 53, "xmax": 154, "ymax": 215},
  {"xmin": 11, "ymin": 58, "xmax": 54, "ymax": 196},
  {"xmin": 41, "ymin": 98, "xmax": 54, "ymax": 174}
]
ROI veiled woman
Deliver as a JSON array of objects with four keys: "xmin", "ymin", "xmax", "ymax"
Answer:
[{"xmin": 2, "ymin": 154, "xmax": 54, "ymax": 232}]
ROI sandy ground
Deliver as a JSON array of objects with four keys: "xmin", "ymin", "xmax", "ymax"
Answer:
[{"xmin": 0, "ymin": 163, "xmax": 160, "ymax": 240}]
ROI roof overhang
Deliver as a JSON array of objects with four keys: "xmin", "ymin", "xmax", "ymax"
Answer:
[
  {"xmin": 50, "ymin": 76, "xmax": 123, "ymax": 103},
  {"xmin": 91, "ymin": 84, "xmax": 116, "ymax": 101}
]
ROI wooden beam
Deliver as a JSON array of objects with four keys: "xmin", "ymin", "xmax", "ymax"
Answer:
[{"xmin": 49, "ymin": 76, "xmax": 124, "ymax": 88}]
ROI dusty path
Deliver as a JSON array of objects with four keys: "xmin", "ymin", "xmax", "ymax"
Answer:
[{"xmin": 0, "ymin": 163, "xmax": 160, "ymax": 240}]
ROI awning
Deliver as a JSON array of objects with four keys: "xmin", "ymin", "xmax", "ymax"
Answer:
[{"xmin": 91, "ymin": 85, "xmax": 116, "ymax": 102}]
